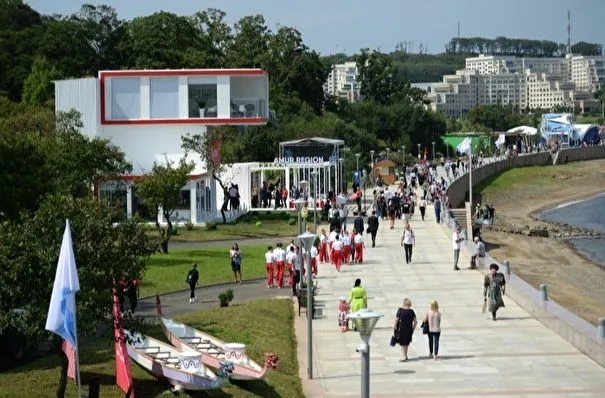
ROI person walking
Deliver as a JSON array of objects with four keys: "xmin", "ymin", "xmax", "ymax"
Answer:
[
  {"xmin": 470, "ymin": 236, "xmax": 486, "ymax": 269},
  {"xmin": 186, "ymin": 263, "xmax": 199, "ymax": 303},
  {"xmin": 452, "ymin": 225, "xmax": 464, "ymax": 271},
  {"xmin": 434, "ymin": 197, "xmax": 442, "ymax": 224},
  {"xmin": 421, "ymin": 301, "xmax": 442, "ymax": 360},
  {"xmin": 265, "ymin": 246, "xmax": 275, "ymax": 288},
  {"xmin": 331, "ymin": 235, "xmax": 343, "ymax": 271},
  {"xmin": 418, "ymin": 197, "xmax": 427, "ymax": 221},
  {"xmin": 230, "ymin": 243, "xmax": 243, "ymax": 283},
  {"xmin": 400, "ymin": 223, "xmax": 416, "ymax": 264},
  {"xmin": 273, "ymin": 243, "xmax": 286, "ymax": 288},
  {"xmin": 392, "ymin": 298, "xmax": 417, "ymax": 362},
  {"xmin": 353, "ymin": 231, "xmax": 365, "ymax": 263},
  {"xmin": 367, "ymin": 210, "xmax": 379, "ymax": 247},
  {"xmin": 348, "ymin": 279, "xmax": 367, "ymax": 331},
  {"xmin": 319, "ymin": 229, "xmax": 328, "ymax": 263},
  {"xmin": 484, "ymin": 263, "xmax": 506, "ymax": 321}
]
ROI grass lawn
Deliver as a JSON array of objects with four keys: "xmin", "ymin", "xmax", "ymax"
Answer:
[
  {"xmin": 475, "ymin": 163, "xmax": 588, "ymax": 194},
  {"xmin": 140, "ymin": 245, "xmax": 270, "ymax": 298},
  {"xmin": 0, "ymin": 299, "xmax": 303, "ymax": 398},
  {"xmin": 164, "ymin": 212, "xmax": 299, "ymax": 243}
]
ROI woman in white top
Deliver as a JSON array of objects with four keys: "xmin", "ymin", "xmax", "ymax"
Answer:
[
  {"xmin": 400, "ymin": 223, "xmax": 415, "ymax": 264},
  {"xmin": 422, "ymin": 301, "xmax": 442, "ymax": 360},
  {"xmin": 230, "ymin": 243, "xmax": 242, "ymax": 284}
]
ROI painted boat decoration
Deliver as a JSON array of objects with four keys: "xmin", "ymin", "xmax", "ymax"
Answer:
[
  {"xmin": 124, "ymin": 329, "xmax": 232, "ymax": 391},
  {"xmin": 156, "ymin": 295, "xmax": 278, "ymax": 381}
]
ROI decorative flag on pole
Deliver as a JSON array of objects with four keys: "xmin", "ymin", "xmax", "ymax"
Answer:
[
  {"xmin": 45, "ymin": 219, "xmax": 82, "ymax": 395},
  {"xmin": 62, "ymin": 340, "xmax": 77, "ymax": 381},
  {"xmin": 113, "ymin": 288, "xmax": 135, "ymax": 395},
  {"xmin": 456, "ymin": 137, "xmax": 472, "ymax": 155},
  {"xmin": 209, "ymin": 139, "xmax": 222, "ymax": 168}
]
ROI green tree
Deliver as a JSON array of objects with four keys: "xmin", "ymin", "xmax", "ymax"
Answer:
[
  {"xmin": 136, "ymin": 158, "xmax": 193, "ymax": 253},
  {"xmin": 189, "ymin": 8, "xmax": 232, "ymax": 67},
  {"xmin": 0, "ymin": 194, "xmax": 155, "ymax": 397},
  {"xmin": 21, "ymin": 56, "xmax": 62, "ymax": 106},
  {"xmin": 226, "ymin": 15, "xmax": 270, "ymax": 68}
]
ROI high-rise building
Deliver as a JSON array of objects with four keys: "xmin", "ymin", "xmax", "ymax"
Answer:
[
  {"xmin": 429, "ymin": 54, "xmax": 604, "ymax": 117},
  {"xmin": 323, "ymin": 61, "xmax": 361, "ymax": 103}
]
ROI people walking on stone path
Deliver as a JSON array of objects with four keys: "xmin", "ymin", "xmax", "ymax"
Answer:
[
  {"xmin": 484, "ymin": 263, "xmax": 506, "ymax": 321},
  {"xmin": 319, "ymin": 229, "xmax": 328, "ymax": 263},
  {"xmin": 470, "ymin": 236, "xmax": 486, "ymax": 269},
  {"xmin": 434, "ymin": 197, "xmax": 442, "ymax": 224},
  {"xmin": 186, "ymin": 263, "xmax": 199, "ymax": 303},
  {"xmin": 342, "ymin": 230, "xmax": 352, "ymax": 264},
  {"xmin": 328, "ymin": 229, "xmax": 337, "ymax": 262},
  {"xmin": 310, "ymin": 243, "xmax": 318, "ymax": 277},
  {"xmin": 418, "ymin": 197, "xmax": 427, "ymax": 221},
  {"xmin": 286, "ymin": 245, "xmax": 302, "ymax": 296},
  {"xmin": 349, "ymin": 279, "xmax": 368, "ymax": 331},
  {"xmin": 367, "ymin": 211, "xmax": 379, "ymax": 247},
  {"xmin": 265, "ymin": 246, "xmax": 275, "ymax": 288},
  {"xmin": 272, "ymin": 243, "xmax": 286, "ymax": 288},
  {"xmin": 337, "ymin": 296, "xmax": 350, "ymax": 332},
  {"xmin": 353, "ymin": 230, "xmax": 365, "ymax": 263},
  {"xmin": 401, "ymin": 223, "xmax": 416, "ymax": 264},
  {"xmin": 353, "ymin": 213, "xmax": 364, "ymax": 236},
  {"xmin": 421, "ymin": 301, "xmax": 442, "ymax": 360},
  {"xmin": 229, "ymin": 243, "xmax": 243, "ymax": 284},
  {"xmin": 331, "ymin": 235, "xmax": 343, "ymax": 271},
  {"xmin": 393, "ymin": 298, "xmax": 417, "ymax": 362},
  {"xmin": 452, "ymin": 225, "xmax": 464, "ymax": 271}
]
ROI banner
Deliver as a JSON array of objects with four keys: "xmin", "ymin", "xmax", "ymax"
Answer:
[
  {"xmin": 276, "ymin": 142, "xmax": 338, "ymax": 164},
  {"xmin": 62, "ymin": 340, "xmax": 77, "ymax": 381},
  {"xmin": 210, "ymin": 139, "xmax": 222, "ymax": 168},
  {"xmin": 113, "ymin": 288, "xmax": 135, "ymax": 396}
]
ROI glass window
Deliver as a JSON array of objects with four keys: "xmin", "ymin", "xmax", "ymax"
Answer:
[
  {"xmin": 111, "ymin": 77, "xmax": 140, "ymax": 120},
  {"xmin": 188, "ymin": 77, "xmax": 217, "ymax": 118},
  {"xmin": 150, "ymin": 77, "xmax": 179, "ymax": 118}
]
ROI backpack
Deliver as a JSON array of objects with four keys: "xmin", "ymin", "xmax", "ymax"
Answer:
[{"xmin": 233, "ymin": 253, "xmax": 241, "ymax": 265}]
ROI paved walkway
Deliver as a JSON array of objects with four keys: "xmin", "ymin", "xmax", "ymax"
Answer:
[{"xmin": 296, "ymin": 202, "xmax": 605, "ymax": 397}]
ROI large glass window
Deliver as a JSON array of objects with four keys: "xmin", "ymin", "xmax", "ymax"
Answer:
[
  {"xmin": 150, "ymin": 77, "xmax": 179, "ymax": 118},
  {"xmin": 111, "ymin": 77, "xmax": 140, "ymax": 119},
  {"xmin": 188, "ymin": 77, "xmax": 217, "ymax": 118}
]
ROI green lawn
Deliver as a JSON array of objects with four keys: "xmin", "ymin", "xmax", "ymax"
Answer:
[
  {"xmin": 0, "ymin": 299, "xmax": 304, "ymax": 398},
  {"xmin": 140, "ymin": 245, "xmax": 270, "ymax": 298}
]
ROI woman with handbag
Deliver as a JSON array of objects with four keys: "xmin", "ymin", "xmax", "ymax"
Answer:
[
  {"xmin": 392, "ymin": 298, "xmax": 417, "ymax": 362},
  {"xmin": 421, "ymin": 301, "xmax": 442, "ymax": 360}
]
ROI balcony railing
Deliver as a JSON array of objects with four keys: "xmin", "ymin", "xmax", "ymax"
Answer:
[{"xmin": 230, "ymin": 98, "xmax": 267, "ymax": 118}]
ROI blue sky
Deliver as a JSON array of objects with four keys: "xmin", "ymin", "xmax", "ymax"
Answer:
[{"xmin": 27, "ymin": 0, "xmax": 604, "ymax": 55}]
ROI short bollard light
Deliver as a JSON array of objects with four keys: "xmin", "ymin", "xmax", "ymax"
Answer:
[
  {"xmin": 597, "ymin": 318, "xmax": 605, "ymax": 340},
  {"xmin": 538, "ymin": 284, "xmax": 549, "ymax": 302},
  {"xmin": 347, "ymin": 310, "xmax": 384, "ymax": 398},
  {"xmin": 502, "ymin": 261, "xmax": 511, "ymax": 281}
]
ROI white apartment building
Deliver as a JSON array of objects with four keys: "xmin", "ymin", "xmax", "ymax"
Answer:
[
  {"xmin": 431, "ymin": 54, "xmax": 604, "ymax": 117},
  {"xmin": 323, "ymin": 61, "xmax": 361, "ymax": 103}
]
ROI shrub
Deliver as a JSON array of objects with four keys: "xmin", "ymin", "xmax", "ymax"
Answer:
[
  {"xmin": 205, "ymin": 221, "xmax": 218, "ymax": 231},
  {"xmin": 218, "ymin": 289, "xmax": 234, "ymax": 306},
  {"xmin": 255, "ymin": 221, "xmax": 263, "ymax": 228},
  {"xmin": 184, "ymin": 221, "xmax": 195, "ymax": 231},
  {"xmin": 288, "ymin": 218, "xmax": 297, "ymax": 226}
]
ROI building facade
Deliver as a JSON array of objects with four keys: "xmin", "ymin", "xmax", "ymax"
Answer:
[
  {"xmin": 430, "ymin": 54, "xmax": 604, "ymax": 117},
  {"xmin": 323, "ymin": 61, "xmax": 361, "ymax": 103},
  {"xmin": 55, "ymin": 69, "xmax": 269, "ymax": 224}
]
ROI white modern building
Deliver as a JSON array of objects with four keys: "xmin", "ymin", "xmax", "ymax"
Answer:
[
  {"xmin": 55, "ymin": 69, "xmax": 269, "ymax": 224},
  {"xmin": 430, "ymin": 54, "xmax": 604, "ymax": 117},
  {"xmin": 323, "ymin": 61, "xmax": 361, "ymax": 103}
]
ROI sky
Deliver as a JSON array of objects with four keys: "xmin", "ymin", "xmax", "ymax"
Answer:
[{"xmin": 26, "ymin": 0, "xmax": 605, "ymax": 55}]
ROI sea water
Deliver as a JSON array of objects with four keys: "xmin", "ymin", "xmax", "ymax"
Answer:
[{"xmin": 536, "ymin": 193, "xmax": 605, "ymax": 267}]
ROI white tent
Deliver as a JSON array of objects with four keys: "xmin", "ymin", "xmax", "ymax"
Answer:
[{"xmin": 507, "ymin": 125, "xmax": 538, "ymax": 136}]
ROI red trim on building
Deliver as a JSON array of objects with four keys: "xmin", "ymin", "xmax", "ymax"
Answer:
[
  {"xmin": 117, "ymin": 174, "xmax": 203, "ymax": 182},
  {"xmin": 99, "ymin": 69, "xmax": 266, "ymax": 78},
  {"xmin": 101, "ymin": 117, "xmax": 267, "ymax": 126}
]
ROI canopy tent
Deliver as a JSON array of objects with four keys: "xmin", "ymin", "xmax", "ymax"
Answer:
[
  {"xmin": 574, "ymin": 124, "xmax": 600, "ymax": 145},
  {"xmin": 507, "ymin": 125, "xmax": 538, "ymax": 136},
  {"xmin": 441, "ymin": 134, "xmax": 491, "ymax": 154}
]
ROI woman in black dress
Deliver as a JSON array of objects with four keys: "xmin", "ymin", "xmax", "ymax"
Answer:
[{"xmin": 393, "ymin": 298, "xmax": 417, "ymax": 361}]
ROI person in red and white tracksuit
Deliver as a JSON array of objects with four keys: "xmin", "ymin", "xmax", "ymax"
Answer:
[
  {"xmin": 303, "ymin": 244, "xmax": 319, "ymax": 277},
  {"xmin": 331, "ymin": 235, "xmax": 344, "ymax": 271},
  {"xmin": 272, "ymin": 243, "xmax": 286, "ymax": 288},
  {"xmin": 328, "ymin": 230, "xmax": 338, "ymax": 264},
  {"xmin": 342, "ymin": 231, "xmax": 352, "ymax": 265},
  {"xmin": 354, "ymin": 232, "xmax": 365, "ymax": 263},
  {"xmin": 265, "ymin": 246, "xmax": 275, "ymax": 288},
  {"xmin": 319, "ymin": 229, "xmax": 328, "ymax": 263}
]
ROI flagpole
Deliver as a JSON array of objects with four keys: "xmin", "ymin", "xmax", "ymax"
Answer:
[
  {"xmin": 469, "ymin": 141, "xmax": 473, "ymax": 235},
  {"xmin": 73, "ymin": 303, "xmax": 82, "ymax": 398}
]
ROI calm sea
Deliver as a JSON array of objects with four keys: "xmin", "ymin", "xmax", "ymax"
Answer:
[{"xmin": 536, "ymin": 193, "xmax": 605, "ymax": 267}]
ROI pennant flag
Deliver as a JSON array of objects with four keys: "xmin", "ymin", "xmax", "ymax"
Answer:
[
  {"xmin": 209, "ymin": 139, "xmax": 222, "ymax": 168},
  {"xmin": 62, "ymin": 340, "xmax": 77, "ymax": 381},
  {"xmin": 45, "ymin": 220, "xmax": 80, "ymax": 348},
  {"xmin": 456, "ymin": 137, "xmax": 472, "ymax": 155},
  {"xmin": 113, "ymin": 288, "xmax": 135, "ymax": 395},
  {"xmin": 495, "ymin": 134, "xmax": 506, "ymax": 147}
]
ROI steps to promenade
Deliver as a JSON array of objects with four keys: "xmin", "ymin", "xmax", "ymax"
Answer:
[{"xmin": 295, "ymin": 200, "xmax": 605, "ymax": 398}]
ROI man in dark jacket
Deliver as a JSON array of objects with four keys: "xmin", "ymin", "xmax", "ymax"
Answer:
[
  {"xmin": 186, "ymin": 264, "xmax": 200, "ymax": 303},
  {"xmin": 367, "ymin": 211, "xmax": 379, "ymax": 247},
  {"xmin": 353, "ymin": 215, "xmax": 364, "ymax": 237}
]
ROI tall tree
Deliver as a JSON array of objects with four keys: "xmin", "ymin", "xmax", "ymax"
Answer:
[
  {"xmin": 136, "ymin": 158, "xmax": 193, "ymax": 253},
  {"xmin": 226, "ymin": 15, "xmax": 270, "ymax": 68},
  {"xmin": 21, "ymin": 56, "xmax": 62, "ymax": 106},
  {"xmin": 189, "ymin": 8, "xmax": 232, "ymax": 67}
]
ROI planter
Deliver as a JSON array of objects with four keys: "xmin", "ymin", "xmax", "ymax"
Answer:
[
  {"xmin": 220, "ymin": 302, "xmax": 229, "ymax": 307},
  {"xmin": 199, "ymin": 108, "xmax": 205, "ymax": 118}
]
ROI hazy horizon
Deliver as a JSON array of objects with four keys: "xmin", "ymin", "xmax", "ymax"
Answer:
[{"xmin": 26, "ymin": 0, "xmax": 605, "ymax": 55}]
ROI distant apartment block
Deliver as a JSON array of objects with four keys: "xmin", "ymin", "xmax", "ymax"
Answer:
[
  {"xmin": 429, "ymin": 53, "xmax": 605, "ymax": 117},
  {"xmin": 323, "ymin": 61, "xmax": 361, "ymax": 103}
]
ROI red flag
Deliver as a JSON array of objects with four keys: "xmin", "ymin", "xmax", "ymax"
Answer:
[
  {"xmin": 61, "ymin": 340, "xmax": 77, "ymax": 381},
  {"xmin": 210, "ymin": 139, "xmax": 222, "ymax": 168},
  {"xmin": 113, "ymin": 288, "xmax": 135, "ymax": 396}
]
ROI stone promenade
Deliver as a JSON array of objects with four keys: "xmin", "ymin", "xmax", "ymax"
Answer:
[{"xmin": 295, "ymin": 204, "xmax": 605, "ymax": 397}]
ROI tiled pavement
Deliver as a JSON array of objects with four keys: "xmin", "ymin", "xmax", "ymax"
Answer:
[{"xmin": 295, "ymin": 202, "xmax": 605, "ymax": 397}]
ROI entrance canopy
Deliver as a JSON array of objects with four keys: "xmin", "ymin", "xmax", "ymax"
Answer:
[{"xmin": 278, "ymin": 137, "xmax": 344, "ymax": 164}]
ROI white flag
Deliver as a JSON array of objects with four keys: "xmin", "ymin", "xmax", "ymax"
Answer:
[{"xmin": 456, "ymin": 137, "xmax": 472, "ymax": 154}]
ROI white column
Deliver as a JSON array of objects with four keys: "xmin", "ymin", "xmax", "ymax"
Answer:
[
  {"xmin": 126, "ymin": 184, "xmax": 133, "ymax": 219},
  {"xmin": 140, "ymin": 77, "xmax": 150, "ymax": 119},
  {"xmin": 157, "ymin": 206, "xmax": 164, "ymax": 224},
  {"xmin": 190, "ymin": 184, "xmax": 197, "ymax": 224},
  {"xmin": 285, "ymin": 167, "xmax": 290, "ymax": 194},
  {"xmin": 217, "ymin": 76, "xmax": 230, "ymax": 118}
]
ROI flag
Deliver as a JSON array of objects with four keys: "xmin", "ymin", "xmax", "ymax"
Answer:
[
  {"xmin": 62, "ymin": 340, "xmax": 77, "ymax": 381},
  {"xmin": 456, "ymin": 137, "xmax": 472, "ymax": 155},
  {"xmin": 495, "ymin": 134, "xmax": 506, "ymax": 147},
  {"xmin": 209, "ymin": 139, "xmax": 222, "ymax": 168},
  {"xmin": 113, "ymin": 288, "xmax": 135, "ymax": 395},
  {"xmin": 45, "ymin": 220, "xmax": 80, "ymax": 347}
]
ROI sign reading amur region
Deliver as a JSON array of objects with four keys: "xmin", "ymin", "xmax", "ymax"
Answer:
[{"xmin": 273, "ymin": 156, "xmax": 329, "ymax": 164}]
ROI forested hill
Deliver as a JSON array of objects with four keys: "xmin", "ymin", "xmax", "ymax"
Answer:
[{"xmin": 322, "ymin": 36, "xmax": 603, "ymax": 83}]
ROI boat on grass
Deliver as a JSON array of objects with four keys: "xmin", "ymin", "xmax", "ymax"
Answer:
[{"xmin": 156, "ymin": 295, "xmax": 278, "ymax": 381}]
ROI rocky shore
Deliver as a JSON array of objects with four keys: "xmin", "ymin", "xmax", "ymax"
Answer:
[{"xmin": 481, "ymin": 215, "xmax": 605, "ymax": 239}]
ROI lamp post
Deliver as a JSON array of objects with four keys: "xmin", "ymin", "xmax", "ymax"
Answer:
[
  {"xmin": 385, "ymin": 148, "xmax": 390, "ymax": 159},
  {"xmin": 310, "ymin": 171, "xmax": 319, "ymax": 233},
  {"xmin": 298, "ymin": 230, "xmax": 318, "ymax": 379},
  {"xmin": 299, "ymin": 181, "xmax": 309, "ymax": 231},
  {"xmin": 355, "ymin": 153, "xmax": 361, "ymax": 173},
  {"xmin": 369, "ymin": 150, "xmax": 375, "ymax": 183},
  {"xmin": 432, "ymin": 141, "xmax": 436, "ymax": 160},
  {"xmin": 294, "ymin": 198, "xmax": 306, "ymax": 236},
  {"xmin": 417, "ymin": 143, "xmax": 421, "ymax": 159},
  {"xmin": 347, "ymin": 310, "xmax": 384, "ymax": 398},
  {"xmin": 338, "ymin": 157, "xmax": 344, "ymax": 193}
]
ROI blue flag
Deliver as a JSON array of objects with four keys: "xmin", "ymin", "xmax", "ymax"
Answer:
[{"xmin": 45, "ymin": 220, "xmax": 80, "ymax": 347}]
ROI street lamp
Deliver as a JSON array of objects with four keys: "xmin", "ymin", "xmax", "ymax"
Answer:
[
  {"xmin": 298, "ymin": 230, "xmax": 318, "ymax": 379},
  {"xmin": 355, "ymin": 153, "xmax": 361, "ymax": 172},
  {"xmin": 338, "ymin": 158, "xmax": 344, "ymax": 193},
  {"xmin": 369, "ymin": 150, "xmax": 375, "ymax": 183},
  {"xmin": 347, "ymin": 310, "xmax": 384, "ymax": 398},
  {"xmin": 299, "ymin": 181, "xmax": 309, "ymax": 231},
  {"xmin": 385, "ymin": 148, "xmax": 390, "ymax": 159},
  {"xmin": 294, "ymin": 198, "xmax": 306, "ymax": 236},
  {"xmin": 310, "ymin": 171, "xmax": 319, "ymax": 233},
  {"xmin": 432, "ymin": 141, "xmax": 436, "ymax": 160},
  {"xmin": 417, "ymin": 143, "xmax": 421, "ymax": 159}
]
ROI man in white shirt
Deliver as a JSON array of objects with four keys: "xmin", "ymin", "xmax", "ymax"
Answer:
[
  {"xmin": 272, "ymin": 243, "xmax": 287, "ymax": 288},
  {"xmin": 328, "ymin": 230, "xmax": 338, "ymax": 263},
  {"xmin": 400, "ymin": 224, "xmax": 416, "ymax": 264},
  {"xmin": 341, "ymin": 231, "xmax": 352, "ymax": 264},
  {"xmin": 286, "ymin": 246, "xmax": 302, "ymax": 295},
  {"xmin": 353, "ymin": 232, "xmax": 365, "ymax": 263},
  {"xmin": 339, "ymin": 205, "xmax": 348, "ymax": 232},
  {"xmin": 310, "ymin": 245, "xmax": 319, "ymax": 276},
  {"xmin": 452, "ymin": 225, "xmax": 464, "ymax": 271},
  {"xmin": 331, "ymin": 235, "xmax": 344, "ymax": 271},
  {"xmin": 319, "ymin": 229, "xmax": 328, "ymax": 263},
  {"xmin": 265, "ymin": 246, "xmax": 275, "ymax": 288}
]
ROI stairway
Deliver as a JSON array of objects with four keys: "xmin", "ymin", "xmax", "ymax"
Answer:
[{"xmin": 449, "ymin": 208, "xmax": 467, "ymax": 229}]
